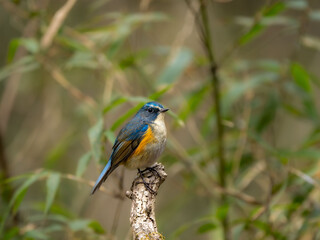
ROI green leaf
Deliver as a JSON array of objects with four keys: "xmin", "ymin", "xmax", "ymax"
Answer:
[
  {"xmin": 0, "ymin": 56, "xmax": 39, "ymax": 82},
  {"xmin": 157, "ymin": 48, "xmax": 193, "ymax": 85},
  {"xmin": 303, "ymin": 97, "xmax": 318, "ymax": 121},
  {"xmin": 149, "ymin": 85, "xmax": 172, "ymax": 100},
  {"xmin": 302, "ymin": 128, "xmax": 320, "ymax": 148},
  {"xmin": 24, "ymin": 229, "xmax": 49, "ymax": 239},
  {"xmin": 104, "ymin": 130, "xmax": 116, "ymax": 144},
  {"xmin": 171, "ymin": 224, "xmax": 191, "ymax": 238},
  {"xmin": 286, "ymin": 0, "xmax": 308, "ymax": 10},
  {"xmin": 223, "ymin": 72, "xmax": 278, "ymax": 113},
  {"xmin": 103, "ymin": 96, "xmax": 152, "ymax": 115},
  {"xmin": 111, "ymin": 104, "xmax": 143, "ymax": 131},
  {"xmin": 11, "ymin": 172, "xmax": 46, "ymax": 214},
  {"xmin": 56, "ymin": 36, "xmax": 88, "ymax": 51},
  {"xmin": 168, "ymin": 110, "xmax": 185, "ymax": 127},
  {"xmin": 239, "ymin": 23, "xmax": 264, "ymax": 45},
  {"xmin": 76, "ymin": 152, "xmax": 92, "ymax": 177},
  {"xmin": 197, "ymin": 222, "xmax": 217, "ymax": 234},
  {"xmin": 69, "ymin": 219, "xmax": 90, "ymax": 231},
  {"xmin": 18, "ymin": 38, "xmax": 39, "ymax": 54},
  {"xmin": 83, "ymin": 12, "xmax": 167, "ymax": 46},
  {"xmin": 0, "ymin": 171, "xmax": 46, "ymax": 234},
  {"xmin": 7, "ymin": 39, "xmax": 20, "ymax": 63},
  {"xmin": 216, "ymin": 204, "xmax": 229, "ymax": 221},
  {"xmin": 45, "ymin": 173, "xmax": 61, "ymax": 214},
  {"xmin": 3, "ymin": 226, "xmax": 19, "ymax": 240},
  {"xmin": 66, "ymin": 51, "xmax": 98, "ymax": 69},
  {"xmin": 285, "ymin": 148, "xmax": 320, "ymax": 159},
  {"xmin": 238, "ymin": 2, "xmax": 285, "ymax": 45},
  {"xmin": 262, "ymin": 2, "xmax": 286, "ymax": 17},
  {"xmin": 290, "ymin": 63, "xmax": 312, "ymax": 93},
  {"xmin": 44, "ymin": 134, "xmax": 73, "ymax": 169},
  {"xmin": 88, "ymin": 118, "xmax": 104, "ymax": 162},
  {"xmin": 309, "ymin": 10, "xmax": 320, "ymax": 21},
  {"xmin": 255, "ymin": 93, "xmax": 278, "ymax": 133},
  {"xmin": 88, "ymin": 220, "xmax": 105, "ymax": 234},
  {"xmin": 106, "ymin": 38, "xmax": 125, "ymax": 59},
  {"xmin": 283, "ymin": 104, "xmax": 304, "ymax": 117},
  {"xmin": 178, "ymin": 83, "xmax": 210, "ymax": 122},
  {"xmin": 103, "ymin": 97, "xmax": 127, "ymax": 114},
  {"xmin": 7, "ymin": 38, "xmax": 39, "ymax": 60}
]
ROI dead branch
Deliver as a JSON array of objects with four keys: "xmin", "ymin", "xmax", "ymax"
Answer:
[
  {"xmin": 126, "ymin": 163, "xmax": 167, "ymax": 240},
  {"xmin": 40, "ymin": 0, "xmax": 77, "ymax": 50}
]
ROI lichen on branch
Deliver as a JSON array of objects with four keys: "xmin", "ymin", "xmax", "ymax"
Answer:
[{"xmin": 126, "ymin": 163, "xmax": 167, "ymax": 240}]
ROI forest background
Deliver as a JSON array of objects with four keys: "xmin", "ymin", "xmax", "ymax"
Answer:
[{"xmin": 1, "ymin": 0, "xmax": 320, "ymax": 239}]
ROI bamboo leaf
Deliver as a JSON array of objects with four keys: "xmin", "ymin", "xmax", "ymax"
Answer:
[
  {"xmin": 178, "ymin": 84, "xmax": 210, "ymax": 122},
  {"xmin": 262, "ymin": 2, "xmax": 286, "ymax": 17},
  {"xmin": 309, "ymin": 10, "xmax": 320, "ymax": 21},
  {"xmin": 45, "ymin": 173, "xmax": 61, "ymax": 214},
  {"xmin": 88, "ymin": 220, "xmax": 105, "ymax": 234},
  {"xmin": 7, "ymin": 39, "xmax": 20, "ymax": 63},
  {"xmin": 88, "ymin": 118, "xmax": 104, "ymax": 162},
  {"xmin": 286, "ymin": 0, "xmax": 308, "ymax": 10},
  {"xmin": 255, "ymin": 93, "xmax": 278, "ymax": 133},
  {"xmin": 0, "ymin": 56, "xmax": 39, "ymax": 82},
  {"xmin": 197, "ymin": 222, "xmax": 217, "ymax": 234},
  {"xmin": 0, "ymin": 171, "xmax": 47, "ymax": 234},
  {"xmin": 76, "ymin": 152, "xmax": 92, "ymax": 177},
  {"xmin": 238, "ymin": 2, "xmax": 286, "ymax": 45},
  {"xmin": 104, "ymin": 130, "xmax": 116, "ymax": 145},
  {"xmin": 290, "ymin": 63, "xmax": 312, "ymax": 93},
  {"xmin": 157, "ymin": 48, "xmax": 193, "ymax": 85},
  {"xmin": 11, "ymin": 172, "xmax": 47, "ymax": 214},
  {"xmin": 239, "ymin": 23, "xmax": 264, "ymax": 45},
  {"xmin": 111, "ymin": 104, "xmax": 143, "ymax": 131}
]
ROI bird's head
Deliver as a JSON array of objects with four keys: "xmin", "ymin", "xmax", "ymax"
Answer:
[{"xmin": 136, "ymin": 102, "xmax": 169, "ymax": 122}]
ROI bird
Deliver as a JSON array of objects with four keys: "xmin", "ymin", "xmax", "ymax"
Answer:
[{"xmin": 91, "ymin": 101, "xmax": 169, "ymax": 195}]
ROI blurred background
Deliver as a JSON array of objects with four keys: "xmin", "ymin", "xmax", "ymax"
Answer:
[{"xmin": 1, "ymin": 0, "xmax": 320, "ymax": 239}]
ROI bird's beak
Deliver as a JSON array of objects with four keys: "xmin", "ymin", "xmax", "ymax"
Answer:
[{"xmin": 160, "ymin": 108, "xmax": 169, "ymax": 113}]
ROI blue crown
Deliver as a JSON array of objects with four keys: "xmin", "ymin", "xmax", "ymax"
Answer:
[{"xmin": 144, "ymin": 102, "xmax": 164, "ymax": 109}]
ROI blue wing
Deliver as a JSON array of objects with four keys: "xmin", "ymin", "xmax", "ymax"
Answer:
[{"xmin": 91, "ymin": 121, "xmax": 148, "ymax": 194}]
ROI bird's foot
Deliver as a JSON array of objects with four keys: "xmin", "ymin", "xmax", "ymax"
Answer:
[
  {"xmin": 140, "ymin": 166, "xmax": 161, "ymax": 179},
  {"xmin": 138, "ymin": 168, "xmax": 156, "ymax": 195}
]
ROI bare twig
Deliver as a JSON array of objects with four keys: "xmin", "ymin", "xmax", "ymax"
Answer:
[
  {"xmin": 39, "ymin": 58, "xmax": 97, "ymax": 108},
  {"xmin": 170, "ymin": 136, "xmax": 261, "ymax": 205},
  {"xmin": 61, "ymin": 173, "xmax": 125, "ymax": 199},
  {"xmin": 126, "ymin": 163, "xmax": 167, "ymax": 240},
  {"xmin": 40, "ymin": 0, "xmax": 77, "ymax": 50}
]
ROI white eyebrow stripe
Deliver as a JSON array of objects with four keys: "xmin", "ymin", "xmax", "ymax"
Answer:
[{"xmin": 147, "ymin": 104, "xmax": 162, "ymax": 110}]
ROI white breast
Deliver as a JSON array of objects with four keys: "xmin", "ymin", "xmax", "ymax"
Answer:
[{"xmin": 151, "ymin": 113, "xmax": 167, "ymax": 142}]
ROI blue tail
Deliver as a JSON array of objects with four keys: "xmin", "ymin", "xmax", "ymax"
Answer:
[{"xmin": 91, "ymin": 160, "xmax": 112, "ymax": 195}]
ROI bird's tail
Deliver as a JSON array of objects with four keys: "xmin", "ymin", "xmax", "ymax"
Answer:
[{"xmin": 91, "ymin": 160, "xmax": 113, "ymax": 195}]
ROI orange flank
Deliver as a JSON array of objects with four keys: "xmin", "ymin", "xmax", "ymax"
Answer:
[{"xmin": 133, "ymin": 127, "xmax": 155, "ymax": 157}]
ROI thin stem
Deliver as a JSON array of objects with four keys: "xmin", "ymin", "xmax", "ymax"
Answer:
[{"xmin": 198, "ymin": 0, "xmax": 230, "ymax": 239}]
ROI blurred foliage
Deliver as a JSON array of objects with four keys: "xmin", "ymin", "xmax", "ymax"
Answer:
[{"xmin": 1, "ymin": 0, "xmax": 320, "ymax": 239}]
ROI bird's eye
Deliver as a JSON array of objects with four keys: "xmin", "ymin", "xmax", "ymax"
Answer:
[{"xmin": 148, "ymin": 108, "xmax": 153, "ymax": 113}]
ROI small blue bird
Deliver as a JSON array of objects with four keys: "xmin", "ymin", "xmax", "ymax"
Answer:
[{"xmin": 91, "ymin": 102, "xmax": 169, "ymax": 194}]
